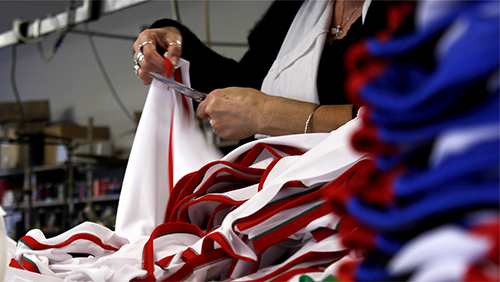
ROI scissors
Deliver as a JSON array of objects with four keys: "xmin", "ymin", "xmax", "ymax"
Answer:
[{"xmin": 149, "ymin": 72, "xmax": 207, "ymax": 102}]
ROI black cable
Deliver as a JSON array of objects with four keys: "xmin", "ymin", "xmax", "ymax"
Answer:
[
  {"xmin": 10, "ymin": 45, "xmax": 27, "ymax": 133},
  {"xmin": 84, "ymin": 23, "xmax": 136, "ymax": 125}
]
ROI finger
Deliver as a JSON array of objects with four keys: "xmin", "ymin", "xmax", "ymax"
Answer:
[
  {"xmin": 133, "ymin": 31, "xmax": 165, "ymax": 69},
  {"xmin": 166, "ymin": 36, "xmax": 183, "ymax": 67},
  {"xmin": 167, "ymin": 44, "xmax": 182, "ymax": 67},
  {"xmin": 137, "ymin": 67, "xmax": 153, "ymax": 85},
  {"xmin": 141, "ymin": 42, "xmax": 165, "ymax": 71},
  {"xmin": 196, "ymin": 100, "xmax": 209, "ymax": 119}
]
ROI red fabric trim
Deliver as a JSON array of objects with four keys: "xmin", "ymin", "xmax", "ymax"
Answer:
[
  {"xmin": 377, "ymin": 2, "xmax": 415, "ymax": 41},
  {"xmin": 351, "ymin": 125, "xmax": 396, "ymax": 155},
  {"xmin": 164, "ymin": 171, "xmax": 197, "ymax": 224},
  {"xmin": 235, "ymin": 187, "xmax": 323, "ymax": 232},
  {"xmin": 471, "ymin": 220, "xmax": 500, "ymax": 265},
  {"xmin": 160, "ymin": 248, "xmax": 232, "ymax": 282},
  {"xmin": 246, "ymin": 251, "xmax": 347, "ymax": 282},
  {"xmin": 324, "ymin": 160, "xmax": 373, "ymax": 216},
  {"xmin": 336, "ymin": 216, "xmax": 361, "ymax": 236},
  {"xmin": 312, "ymin": 227, "xmax": 338, "ymax": 243},
  {"xmin": 341, "ymin": 225, "xmax": 375, "ymax": 251},
  {"xmin": 207, "ymin": 203, "xmax": 232, "ymax": 232},
  {"xmin": 168, "ymin": 110, "xmax": 175, "ymax": 194},
  {"xmin": 21, "ymin": 256, "xmax": 40, "ymax": 274},
  {"xmin": 251, "ymin": 204, "xmax": 331, "ymax": 251},
  {"xmin": 164, "ymin": 57, "xmax": 173, "ymax": 78},
  {"xmin": 234, "ymin": 144, "xmax": 304, "ymax": 166},
  {"xmin": 177, "ymin": 193, "xmax": 248, "ymax": 224},
  {"xmin": 464, "ymin": 264, "xmax": 499, "ymax": 282},
  {"xmin": 281, "ymin": 180, "xmax": 307, "ymax": 189},
  {"xmin": 172, "ymin": 167, "xmax": 261, "ymax": 223},
  {"xmin": 155, "ymin": 254, "xmax": 175, "ymax": 270},
  {"xmin": 9, "ymin": 258, "xmax": 23, "ymax": 270},
  {"xmin": 181, "ymin": 248, "xmax": 199, "ymax": 262},
  {"xmin": 226, "ymin": 258, "xmax": 239, "ymax": 280},
  {"xmin": 248, "ymin": 248, "xmax": 268, "ymax": 275},
  {"xmin": 138, "ymin": 222, "xmax": 203, "ymax": 281},
  {"xmin": 173, "ymin": 67, "xmax": 191, "ymax": 118},
  {"xmin": 344, "ymin": 41, "xmax": 387, "ymax": 109},
  {"xmin": 257, "ymin": 159, "xmax": 280, "ymax": 192},
  {"xmin": 167, "ymin": 161, "xmax": 264, "ymax": 222},
  {"xmin": 201, "ymin": 236, "xmax": 215, "ymax": 254},
  {"xmin": 358, "ymin": 167, "xmax": 400, "ymax": 207},
  {"xmin": 337, "ymin": 261, "xmax": 357, "ymax": 282},
  {"xmin": 206, "ymin": 232, "xmax": 255, "ymax": 263},
  {"xmin": 19, "ymin": 233, "xmax": 119, "ymax": 252}
]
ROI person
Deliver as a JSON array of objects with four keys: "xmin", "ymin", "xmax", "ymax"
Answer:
[{"xmin": 132, "ymin": 0, "xmax": 390, "ymax": 141}]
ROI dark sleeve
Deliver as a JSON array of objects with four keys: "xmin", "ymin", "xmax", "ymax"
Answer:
[{"xmin": 149, "ymin": 0, "xmax": 303, "ymax": 94}]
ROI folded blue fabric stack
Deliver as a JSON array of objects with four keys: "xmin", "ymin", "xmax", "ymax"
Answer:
[{"xmin": 329, "ymin": 1, "xmax": 500, "ymax": 281}]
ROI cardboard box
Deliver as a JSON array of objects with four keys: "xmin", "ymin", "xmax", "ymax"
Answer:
[
  {"xmin": 0, "ymin": 122, "xmax": 49, "ymax": 170},
  {"xmin": 43, "ymin": 124, "xmax": 109, "ymax": 140},
  {"xmin": 44, "ymin": 124, "xmax": 110, "ymax": 166},
  {"xmin": 0, "ymin": 100, "xmax": 50, "ymax": 123},
  {"xmin": 0, "ymin": 143, "xmax": 27, "ymax": 170},
  {"xmin": 1, "ymin": 121, "xmax": 48, "ymax": 137}
]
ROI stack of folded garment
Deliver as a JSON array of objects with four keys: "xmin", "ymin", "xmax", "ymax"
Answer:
[
  {"xmin": 8, "ymin": 119, "xmax": 367, "ymax": 281},
  {"xmin": 327, "ymin": 1, "xmax": 499, "ymax": 281}
]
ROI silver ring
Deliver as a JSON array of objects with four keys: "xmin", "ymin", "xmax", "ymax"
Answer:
[
  {"xmin": 133, "ymin": 64, "xmax": 140, "ymax": 78},
  {"xmin": 134, "ymin": 52, "xmax": 144, "ymax": 67},
  {"xmin": 138, "ymin": 41, "xmax": 153, "ymax": 53},
  {"xmin": 169, "ymin": 40, "xmax": 182, "ymax": 47},
  {"xmin": 135, "ymin": 52, "xmax": 144, "ymax": 63}
]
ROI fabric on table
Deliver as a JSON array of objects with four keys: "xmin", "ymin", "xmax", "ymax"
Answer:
[{"xmin": 8, "ymin": 116, "xmax": 366, "ymax": 281}]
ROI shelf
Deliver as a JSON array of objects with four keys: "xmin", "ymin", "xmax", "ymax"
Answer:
[
  {"xmin": 33, "ymin": 200, "xmax": 66, "ymax": 208},
  {"xmin": 0, "ymin": 164, "xmax": 67, "ymax": 177},
  {"xmin": 2, "ymin": 195, "xmax": 120, "ymax": 211},
  {"xmin": 33, "ymin": 164, "xmax": 67, "ymax": 172},
  {"xmin": 91, "ymin": 194, "xmax": 120, "ymax": 202},
  {"xmin": 0, "ymin": 168, "xmax": 24, "ymax": 177}
]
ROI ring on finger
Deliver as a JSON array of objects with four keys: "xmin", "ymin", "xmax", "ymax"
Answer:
[
  {"xmin": 133, "ymin": 64, "xmax": 140, "ymax": 78},
  {"xmin": 134, "ymin": 52, "xmax": 144, "ymax": 66},
  {"xmin": 138, "ymin": 41, "xmax": 153, "ymax": 53},
  {"xmin": 169, "ymin": 40, "xmax": 182, "ymax": 47}
]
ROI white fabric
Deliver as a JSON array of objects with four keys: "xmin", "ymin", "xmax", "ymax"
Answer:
[
  {"xmin": 5, "ymin": 268, "xmax": 64, "ymax": 282},
  {"xmin": 260, "ymin": 0, "xmax": 332, "ymax": 104},
  {"xmin": 430, "ymin": 123, "xmax": 499, "ymax": 167},
  {"xmin": 211, "ymin": 117, "xmax": 365, "ymax": 263},
  {"xmin": 260, "ymin": 0, "xmax": 372, "ymax": 103},
  {"xmin": 388, "ymin": 225, "xmax": 491, "ymax": 282},
  {"xmin": 115, "ymin": 58, "xmax": 222, "ymax": 241},
  {"xmin": 7, "ymin": 115, "xmax": 365, "ymax": 281}
]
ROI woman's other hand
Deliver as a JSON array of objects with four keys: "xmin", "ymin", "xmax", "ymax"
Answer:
[
  {"xmin": 197, "ymin": 87, "xmax": 353, "ymax": 141},
  {"xmin": 133, "ymin": 27, "xmax": 183, "ymax": 85},
  {"xmin": 197, "ymin": 87, "xmax": 269, "ymax": 141}
]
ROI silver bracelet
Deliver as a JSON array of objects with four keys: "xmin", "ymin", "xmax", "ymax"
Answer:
[{"xmin": 304, "ymin": 105, "xmax": 321, "ymax": 134}]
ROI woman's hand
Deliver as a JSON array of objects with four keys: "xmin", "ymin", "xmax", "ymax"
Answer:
[
  {"xmin": 197, "ymin": 87, "xmax": 269, "ymax": 141},
  {"xmin": 133, "ymin": 27, "xmax": 183, "ymax": 85},
  {"xmin": 197, "ymin": 87, "xmax": 354, "ymax": 141}
]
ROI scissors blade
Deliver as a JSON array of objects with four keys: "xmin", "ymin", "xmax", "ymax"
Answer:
[{"xmin": 148, "ymin": 72, "xmax": 207, "ymax": 101}]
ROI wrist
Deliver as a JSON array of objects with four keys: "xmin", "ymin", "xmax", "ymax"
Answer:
[
  {"xmin": 253, "ymin": 93, "xmax": 276, "ymax": 135},
  {"xmin": 304, "ymin": 104, "xmax": 321, "ymax": 133}
]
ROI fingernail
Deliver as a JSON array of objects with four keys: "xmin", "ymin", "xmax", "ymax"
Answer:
[{"xmin": 170, "ymin": 56, "xmax": 179, "ymax": 68}]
